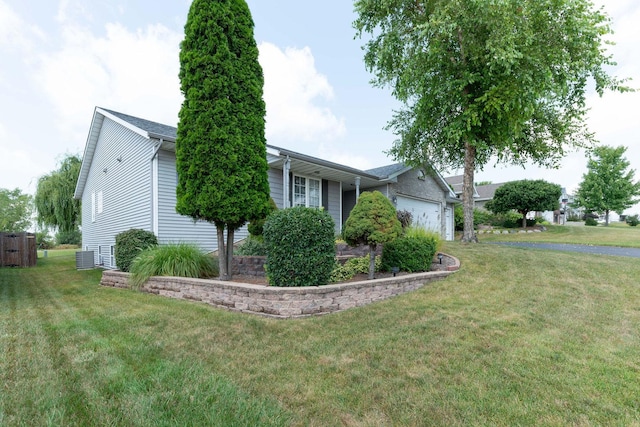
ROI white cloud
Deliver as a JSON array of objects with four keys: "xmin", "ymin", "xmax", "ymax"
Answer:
[
  {"xmin": 0, "ymin": 0, "xmax": 44, "ymax": 52},
  {"xmin": 259, "ymin": 42, "xmax": 346, "ymax": 143},
  {"xmin": 35, "ymin": 21, "xmax": 183, "ymax": 141},
  {"xmin": 0, "ymin": 122, "xmax": 41, "ymax": 192}
]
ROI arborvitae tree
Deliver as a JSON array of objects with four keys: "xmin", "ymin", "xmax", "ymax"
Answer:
[
  {"xmin": 342, "ymin": 191, "xmax": 403, "ymax": 279},
  {"xmin": 34, "ymin": 154, "xmax": 82, "ymax": 234},
  {"xmin": 176, "ymin": 0, "xmax": 270, "ymax": 280},
  {"xmin": 575, "ymin": 146, "xmax": 640, "ymax": 226},
  {"xmin": 354, "ymin": 0, "xmax": 629, "ymax": 243},
  {"xmin": 486, "ymin": 180, "xmax": 561, "ymax": 228}
]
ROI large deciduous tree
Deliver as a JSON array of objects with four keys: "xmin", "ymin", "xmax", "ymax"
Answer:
[
  {"xmin": 354, "ymin": 0, "xmax": 629, "ymax": 243},
  {"xmin": 34, "ymin": 154, "xmax": 82, "ymax": 234},
  {"xmin": 486, "ymin": 180, "xmax": 561, "ymax": 228},
  {"xmin": 0, "ymin": 188, "xmax": 33, "ymax": 232},
  {"xmin": 176, "ymin": 0, "xmax": 270, "ymax": 280},
  {"xmin": 342, "ymin": 191, "xmax": 403, "ymax": 280},
  {"xmin": 575, "ymin": 146, "xmax": 640, "ymax": 226}
]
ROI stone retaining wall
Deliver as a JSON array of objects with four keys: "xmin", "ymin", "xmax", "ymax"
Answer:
[{"xmin": 101, "ymin": 254, "xmax": 459, "ymax": 319}]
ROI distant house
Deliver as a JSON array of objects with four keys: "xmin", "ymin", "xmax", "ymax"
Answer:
[
  {"xmin": 475, "ymin": 182, "xmax": 506, "ymax": 210},
  {"xmin": 74, "ymin": 107, "xmax": 458, "ymax": 269}
]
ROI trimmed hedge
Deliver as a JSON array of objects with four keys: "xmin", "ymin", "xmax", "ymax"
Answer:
[
  {"xmin": 263, "ymin": 207, "xmax": 335, "ymax": 287},
  {"xmin": 114, "ymin": 229, "xmax": 158, "ymax": 272},
  {"xmin": 381, "ymin": 230, "xmax": 439, "ymax": 273}
]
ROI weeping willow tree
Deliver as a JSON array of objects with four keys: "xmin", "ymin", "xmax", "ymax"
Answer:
[{"xmin": 34, "ymin": 154, "xmax": 82, "ymax": 234}]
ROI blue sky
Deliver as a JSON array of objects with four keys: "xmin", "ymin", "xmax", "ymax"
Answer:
[{"xmin": 1, "ymin": 0, "xmax": 639, "ymax": 213}]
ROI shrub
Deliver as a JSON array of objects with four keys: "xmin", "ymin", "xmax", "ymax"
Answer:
[
  {"xmin": 585, "ymin": 217, "xmax": 598, "ymax": 226},
  {"xmin": 234, "ymin": 236, "xmax": 267, "ymax": 256},
  {"xmin": 625, "ymin": 214, "xmax": 639, "ymax": 227},
  {"xmin": 36, "ymin": 231, "xmax": 54, "ymax": 250},
  {"xmin": 263, "ymin": 207, "xmax": 335, "ymax": 287},
  {"xmin": 381, "ymin": 228, "xmax": 440, "ymax": 273},
  {"xmin": 396, "ymin": 209, "xmax": 413, "ymax": 230},
  {"xmin": 473, "ymin": 209, "xmax": 491, "ymax": 227},
  {"xmin": 330, "ymin": 255, "xmax": 382, "ymax": 282},
  {"xmin": 342, "ymin": 191, "xmax": 402, "ymax": 279},
  {"xmin": 454, "ymin": 204, "xmax": 464, "ymax": 231},
  {"xmin": 247, "ymin": 198, "xmax": 278, "ymax": 237},
  {"xmin": 56, "ymin": 229, "xmax": 81, "ymax": 246},
  {"xmin": 114, "ymin": 229, "xmax": 158, "ymax": 272},
  {"xmin": 129, "ymin": 243, "xmax": 218, "ymax": 289}
]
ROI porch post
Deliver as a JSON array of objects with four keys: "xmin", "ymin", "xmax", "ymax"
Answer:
[
  {"xmin": 283, "ymin": 156, "xmax": 291, "ymax": 208},
  {"xmin": 355, "ymin": 176, "xmax": 361, "ymax": 202}
]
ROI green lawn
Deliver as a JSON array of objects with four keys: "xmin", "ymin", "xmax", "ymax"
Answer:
[
  {"xmin": 2, "ymin": 226, "xmax": 640, "ymax": 426},
  {"xmin": 479, "ymin": 222, "xmax": 640, "ymax": 247}
]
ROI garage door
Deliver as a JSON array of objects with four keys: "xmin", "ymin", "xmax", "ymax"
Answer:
[{"xmin": 396, "ymin": 196, "xmax": 441, "ymax": 233}]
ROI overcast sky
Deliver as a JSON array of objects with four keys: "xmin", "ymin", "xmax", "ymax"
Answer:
[{"xmin": 1, "ymin": 0, "xmax": 638, "ymax": 214}]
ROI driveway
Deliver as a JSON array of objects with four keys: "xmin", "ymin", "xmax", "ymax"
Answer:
[{"xmin": 487, "ymin": 242, "xmax": 640, "ymax": 258}]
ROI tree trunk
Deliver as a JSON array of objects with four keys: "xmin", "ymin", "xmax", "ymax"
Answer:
[
  {"xmin": 368, "ymin": 244, "xmax": 376, "ymax": 280},
  {"xmin": 217, "ymin": 226, "xmax": 230, "ymax": 281},
  {"xmin": 605, "ymin": 210, "xmax": 610, "ymax": 226},
  {"xmin": 522, "ymin": 211, "xmax": 528, "ymax": 228},
  {"xmin": 226, "ymin": 228, "xmax": 235, "ymax": 278},
  {"xmin": 461, "ymin": 141, "xmax": 478, "ymax": 243}
]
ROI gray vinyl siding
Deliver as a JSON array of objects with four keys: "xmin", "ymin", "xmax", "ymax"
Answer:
[
  {"xmin": 268, "ymin": 168, "xmax": 284, "ymax": 208},
  {"xmin": 327, "ymin": 181, "xmax": 341, "ymax": 233},
  {"xmin": 80, "ymin": 118, "xmax": 153, "ymax": 268},
  {"xmin": 156, "ymin": 150, "xmax": 247, "ymax": 252}
]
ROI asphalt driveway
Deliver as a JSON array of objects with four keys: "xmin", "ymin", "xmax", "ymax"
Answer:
[{"xmin": 487, "ymin": 242, "xmax": 640, "ymax": 258}]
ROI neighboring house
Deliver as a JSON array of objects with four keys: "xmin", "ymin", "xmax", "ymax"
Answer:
[
  {"xmin": 74, "ymin": 107, "xmax": 458, "ymax": 269},
  {"xmin": 474, "ymin": 182, "xmax": 506, "ymax": 210}
]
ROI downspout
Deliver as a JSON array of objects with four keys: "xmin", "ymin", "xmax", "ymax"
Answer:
[{"xmin": 150, "ymin": 140, "xmax": 162, "ymax": 236}]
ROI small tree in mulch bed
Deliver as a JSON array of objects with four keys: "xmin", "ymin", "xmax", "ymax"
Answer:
[{"xmin": 342, "ymin": 191, "xmax": 402, "ymax": 280}]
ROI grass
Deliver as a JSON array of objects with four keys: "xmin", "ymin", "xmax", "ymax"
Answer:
[
  {"xmin": 479, "ymin": 222, "xmax": 640, "ymax": 248},
  {"xmin": 2, "ymin": 225, "xmax": 640, "ymax": 425}
]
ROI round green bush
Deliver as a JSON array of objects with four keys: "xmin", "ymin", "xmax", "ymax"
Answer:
[
  {"xmin": 263, "ymin": 207, "xmax": 335, "ymax": 287},
  {"xmin": 114, "ymin": 228, "xmax": 158, "ymax": 272},
  {"xmin": 381, "ymin": 231, "xmax": 439, "ymax": 273},
  {"xmin": 626, "ymin": 214, "xmax": 639, "ymax": 227},
  {"xmin": 585, "ymin": 217, "xmax": 598, "ymax": 226}
]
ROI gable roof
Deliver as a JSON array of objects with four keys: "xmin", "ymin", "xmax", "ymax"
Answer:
[
  {"xmin": 475, "ymin": 182, "xmax": 506, "ymax": 201},
  {"xmin": 100, "ymin": 108, "xmax": 177, "ymax": 141}
]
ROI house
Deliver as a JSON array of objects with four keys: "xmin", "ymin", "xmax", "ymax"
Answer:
[{"xmin": 74, "ymin": 107, "xmax": 458, "ymax": 269}]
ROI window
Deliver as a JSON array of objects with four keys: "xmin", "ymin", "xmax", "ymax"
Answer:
[
  {"xmin": 293, "ymin": 175, "xmax": 321, "ymax": 208},
  {"xmin": 98, "ymin": 245, "xmax": 103, "ymax": 265},
  {"xmin": 110, "ymin": 245, "xmax": 115, "ymax": 268},
  {"xmin": 91, "ymin": 192, "xmax": 96, "ymax": 222},
  {"xmin": 97, "ymin": 191, "xmax": 103, "ymax": 214}
]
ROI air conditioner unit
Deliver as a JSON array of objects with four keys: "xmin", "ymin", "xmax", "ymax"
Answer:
[{"xmin": 75, "ymin": 251, "xmax": 95, "ymax": 270}]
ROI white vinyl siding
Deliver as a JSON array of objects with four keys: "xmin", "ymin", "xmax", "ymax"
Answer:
[
  {"xmin": 156, "ymin": 149, "xmax": 246, "ymax": 252},
  {"xmin": 80, "ymin": 117, "xmax": 153, "ymax": 267}
]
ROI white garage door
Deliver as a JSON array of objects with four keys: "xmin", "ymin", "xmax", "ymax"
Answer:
[{"xmin": 396, "ymin": 196, "xmax": 441, "ymax": 233}]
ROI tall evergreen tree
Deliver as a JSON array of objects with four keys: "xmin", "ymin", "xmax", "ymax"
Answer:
[
  {"xmin": 575, "ymin": 146, "xmax": 640, "ymax": 226},
  {"xmin": 176, "ymin": 0, "xmax": 270, "ymax": 280},
  {"xmin": 34, "ymin": 154, "xmax": 82, "ymax": 234},
  {"xmin": 354, "ymin": 0, "xmax": 630, "ymax": 243}
]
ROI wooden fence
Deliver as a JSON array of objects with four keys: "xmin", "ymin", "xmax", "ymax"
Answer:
[{"xmin": 0, "ymin": 232, "xmax": 37, "ymax": 268}]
